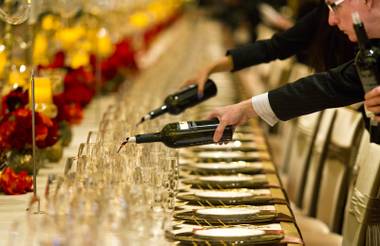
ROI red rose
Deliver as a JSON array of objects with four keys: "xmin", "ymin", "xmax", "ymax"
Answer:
[
  {"xmin": 1, "ymin": 87, "xmax": 29, "ymax": 116},
  {"xmin": 0, "ymin": 167, "xmax": 33, "ymax": 195},
  {"xmin": 64, "ymin": 84, "xmax": 94, "ymax": 107},
  {"xmin": 0, "ymin": 119, "xmax": 16, "ymax": 151},
  {"xmin": 143, "ymin": 26, "xmax": 160, "ymax": 47},
  {"xmin": 0, "ymin": 108, "xmax": 59, "ymax": 150},
  {"xmin": 50, "ymin": 51, "xmax": 66, "ymax": 68},
  {"xmin": 53, "ymin": 93, "xmax": 84, "ymax": 124},
  {"xmin": 100, "ymin": 58, "xmax": 118, "ymax": 82},
  {"xmin": 90, "ymin": 54, "xmax": 114, "ymax": 85},
  {"xmin": 10, "ymin": 108, "xmax": 33, "ymax": 149},
  {"xmin": 36, "ymin": 114, "xmax": 59, "ymax": 148},
  {"xmin": 53, "ymin": 93, "xmax": 66, "ymax": 122},
  {"xmin": 39, "ymin": 51, "xmax": 66, "ymax": 70},
  {"xmin": 62, "ymin": 67, "xmax": 95, "ymax": 107},
  {"xmin": 64, "ymin": 67, "xmax": 95, "ymax": 88},
  {"xmin": 110, "ymin": 38, "xmax": 137, "ymax": 69},
  {"xmin": 63, "ymin": 103, "xmax": 83, "ymax": 124},
  {"xmin": 36, "ymin": 113, "xmax": 53, "ymax": 127}
]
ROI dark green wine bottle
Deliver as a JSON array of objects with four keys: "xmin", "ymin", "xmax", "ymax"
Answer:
[
  {"xmin": 119, "ymin": 119, "xmax": 233, "ymax": 150},
  {"xmin": 137, "ymin": 79, "xmax": 217, "ymax": 125},
  {"xmin": 352, "ymin": 12, "xmax": 380, "ymax": 144}
]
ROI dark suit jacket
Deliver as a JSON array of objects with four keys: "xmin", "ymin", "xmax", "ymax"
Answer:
[
  {"xmin": 225, "ymin": 4, "xmax": 365, "ymax": 121},
  {"xmin": 227, "ymin": 4, "xmax": 355, "ymax": 72},
  {"xmin": 268, "ymin": 60, "xmax": 364, "ymax": 120},
  {"xmin": 224, "ymin": 3, "xmax": 378, "ymax": 126}
]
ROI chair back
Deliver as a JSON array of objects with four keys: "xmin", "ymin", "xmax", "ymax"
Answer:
[
  {"xmin": 301, "ymin": 109, "xmax": 337, "ymax": 216},
  {"xmin": 286, "ymin": 111, "xmax": 322, "ymax": 206},
  {"xmin": 316, "ymin": 108, "xmax": 363, "ymax": 233},
  {"xmin": 342, "ymin": 131, "xmax": 380, "ymax": 246}
]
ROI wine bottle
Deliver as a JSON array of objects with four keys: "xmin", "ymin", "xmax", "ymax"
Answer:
[
  {"xmin": 118, "ymin": 119, "xmax": 233, "ymax": 152},
  {"xmin": 137, "ymin": 79, "xmax": 217, "ymax": 125},
  {"xmin": 352, "ymin": 12, "xmax": 380, "ymax": 144}
]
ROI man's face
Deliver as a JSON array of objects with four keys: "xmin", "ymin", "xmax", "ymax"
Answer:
[{"xmin": 327, "ymin": 0, "xmax": 368, "ymax": 42}]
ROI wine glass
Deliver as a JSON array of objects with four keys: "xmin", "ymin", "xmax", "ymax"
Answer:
[
  {"xmin": 83, "ymin": 0, "xmax": 115, "ymax": 17},
  {"xmin": 51, "ymin": 0, "xmax": 81, "ymax": 20},
  {"xmin": 0, "ymin": 0, "xmax": 31, "ymax": 25},
  {"xmin": 86, "ymin": 131, "xmax": 99, "ymax": 144}
]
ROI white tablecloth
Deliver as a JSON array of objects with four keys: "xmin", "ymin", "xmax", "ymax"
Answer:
[{"xmin": 0, "ymin": 95, "xmax": 115, "ymax": 245}]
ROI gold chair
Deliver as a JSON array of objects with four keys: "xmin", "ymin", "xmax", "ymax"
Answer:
[
  {"xmin": 297, "ymin": 108, "xmax": 363, "ymax": 235},
  {"xmin": 303, "ymin": 127, "xmax": 380, "ymax": 245},
  {"xmin": 294, "ymin": 109, "xmax": 337, "ymax": 234},
  {"xmin": 298, "ymin": 109, "xmax": 338, "ymax": 216},
  {"xmin": 285, "ymin": 111, "xmax": 322, "ymax": 207},
  {"xmin": 342, "ymin": 131, "xmax": 380, "ymax": 246},
  {"xmin": 316, "ymin": 108, "xmax": 363, "ymax": 232}
]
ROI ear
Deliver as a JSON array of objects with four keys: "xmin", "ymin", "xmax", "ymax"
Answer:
[{"xmin": 364, "ymin": 0, "xmax": 374, "ymax": 8}]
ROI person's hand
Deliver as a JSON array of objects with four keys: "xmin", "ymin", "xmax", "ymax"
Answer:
[
  {"xmin": 182, "ymin": 56, "xmax": 234, "ymax": 96},
  {"xmin": 207, "ymin": 99, "xmax": 257, "ymax": 142},
  {"xmin": 183, "ymin": 67, "xmax": 211, "ymax": 97},
  {"xmin": 365, "ymin": 86, "xmax": 380, "ymax": 122}
]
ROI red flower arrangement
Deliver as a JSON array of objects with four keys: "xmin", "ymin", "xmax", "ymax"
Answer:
[
  {"xmin": 0, "ymin": 108, "xmax": 59, "ymax": 151},
  {"xmin": 110, "ymin": 38, "xmax": 138, "ymax": 70},
  {"xmin": 0, "ymin": 87, "xmax": 60, "ymax": 195},
  {"xmin": 1, "ymin": 87, "xmax": 29, "ymax": 116},
  {"xmin": 53, "ymin": 93, "xmax": 83, "ymax": 124},
  {"xmin": 39, "ymin": 53, "xmax": 96, "ymax": 124},
  {"xmin": 143, "ymin": 12, "xmax": 181, "ymax": 49},
  {"xmin": 0, "ymin": 167, "xmax": 33, "ymax": 195},
  {"xmin": 49, "ymin": 51, "xmax": 66, "ymax": 69},
  {"xmin": 38, "ymin": 51, "xmax": 66, "ymax": 70},
  {"xmin": 88, "ymin": 37, "xmax": 138, "ymax": 93},
  {"xmin": 63, "ymin": 67, "xmax": 95, "ymax": 107},
  {"xmin": 0, "ymin": 88, "xmax": 59, "ymax": 151},
  {"xmin": 0, "ymin": 10, "xmax": 182, "ymax": 196}
]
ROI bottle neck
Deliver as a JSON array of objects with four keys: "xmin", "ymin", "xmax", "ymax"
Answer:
[
  {"xmin": 135, "ymin": 132, "xmax": 162, "ymax": 143},
  {"xmin": 354, "ymin": 22, "xmax": 371, "ymax": 51},
  {"xmin": 145, "ymin": 104, "xmax": 168, "ymax": 121}
]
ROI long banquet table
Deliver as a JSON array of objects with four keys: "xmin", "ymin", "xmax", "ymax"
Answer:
[{"xmin": 0, "ymin": 13, "xmax": 303, "ymax": 245}]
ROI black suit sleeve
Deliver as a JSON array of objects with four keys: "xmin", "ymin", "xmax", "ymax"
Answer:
[
  {"xmin": 268, "ymin": 60, "xmax": 364, "ymax": 120},
  {"xmin": 226, "ymin": 6, "xmax": 322, "ymax": 72}
]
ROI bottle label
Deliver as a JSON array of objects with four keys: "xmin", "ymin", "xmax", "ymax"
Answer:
[
  {"xmin": 357, "ymin": 68, "xmax": 378, "ymax": 92},
  {"xmin": 178, "ymin": 121, "xmax": 190, "ymax": 130},
  {"xmin": 355, "ymin": 64, "xmax": 379, "ymax": 119}
]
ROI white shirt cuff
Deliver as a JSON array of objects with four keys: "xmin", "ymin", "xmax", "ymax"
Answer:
[{"xmin": 251, "ymin": 93, "xmax": 279, "ymax": 126}]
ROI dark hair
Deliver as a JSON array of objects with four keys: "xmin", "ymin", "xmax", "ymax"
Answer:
[{"xmin": 307, "ymin": 2, "xmax": 356, "ymax": 71}]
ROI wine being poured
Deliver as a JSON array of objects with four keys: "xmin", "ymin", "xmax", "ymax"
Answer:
[
  {"xmin": 136, "ymin": 79, "xmax": 217, "ymax": 126},
  {"xmin": 117, "ymin": 119, "xmax": 234, "ymax": 152}
]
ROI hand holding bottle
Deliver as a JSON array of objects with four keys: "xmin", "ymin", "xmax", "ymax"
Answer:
[
  {"xmin": 137, "ymin": 79, "xmax": 217, "ymax": 125},
  {"xmin": 207, "ymin": 99, "xmax": 257, "ymax": 143},
  {"xmin": 117, "ymin": 119, "xmax": 234, "ymax": 152},
  {"xmin": 183, "ymin": 56, "xmax": 234, "ymax": 97},
  {"xmin": 352, "ymin": 12, "xmax": 380, "ymax": 143},
  {"xmin": 365, "ymin": 86, "xmax": 380, "ymax": 122}
]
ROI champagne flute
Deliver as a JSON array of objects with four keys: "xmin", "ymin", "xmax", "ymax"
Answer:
[{"xmin": 0, "ymin": 0, "xmax": 31, "ymax": 25}]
